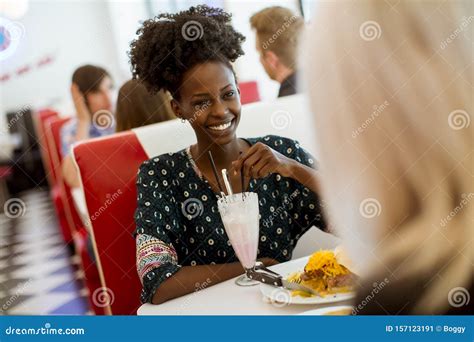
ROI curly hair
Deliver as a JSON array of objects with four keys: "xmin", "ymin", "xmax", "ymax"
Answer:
[{"xmin": 129, "ymin": 5, "xmax": 246, "ymax": 99}]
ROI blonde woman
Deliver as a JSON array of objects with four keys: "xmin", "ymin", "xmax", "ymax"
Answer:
[{"xmin": 304, "ymin": 0, "xmax": 472, "ymax": 314}]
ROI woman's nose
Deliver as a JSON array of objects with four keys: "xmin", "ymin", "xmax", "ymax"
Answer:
[{"xmin": 212, "ymin": 99, "xmax": 228, "ymax": 117}]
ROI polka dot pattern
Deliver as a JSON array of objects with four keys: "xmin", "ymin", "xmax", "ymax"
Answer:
[{"xmin": 134, "ymin": 135, "xmax": 326, "ymax": 303}]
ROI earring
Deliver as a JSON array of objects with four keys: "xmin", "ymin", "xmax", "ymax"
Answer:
[{"xmin": 181, "ymin": 118, "xmax": 186, "ymax": 123}]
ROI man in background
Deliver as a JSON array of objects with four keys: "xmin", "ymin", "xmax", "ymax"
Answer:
[{"xmin": 250, "ymin": 6, "xmax": 304, "ymax": 97}]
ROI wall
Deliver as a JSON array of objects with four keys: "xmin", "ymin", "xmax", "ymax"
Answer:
[
  {"xmin": 0, "ymin": 0, "xmax": 123, "ymax": 118},
  {"xmin": 0, "ymin": 0, "xmax": 304, "ymax": 134}
]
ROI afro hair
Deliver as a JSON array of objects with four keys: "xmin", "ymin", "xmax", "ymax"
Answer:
[{"xmin": 129, "ymin": 5, "xmax": 246, "ymax": 99}]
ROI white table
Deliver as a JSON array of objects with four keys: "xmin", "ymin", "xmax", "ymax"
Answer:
[{"xmin": 137, "ymin": 256, "xmax": 353, "ymax": 315}]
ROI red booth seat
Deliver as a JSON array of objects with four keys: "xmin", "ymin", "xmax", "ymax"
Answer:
[
  {"xmin": 44, "ymin": 116, "xmax": 104, "ymax": 315},
  {"xmin": 34, "ymin": 109, "xmax": 59, "ymax": 187},
  {"xmin": 238, "ymin": 81, "xmax": 260, "ymax": 104},
  {"xmin": 73, "ymin": 132, "xmax": 148, "ymax": 315}
]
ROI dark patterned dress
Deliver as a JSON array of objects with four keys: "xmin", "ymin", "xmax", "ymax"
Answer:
[{"xmin": 134, "ymin": 135, "xmax": 326, "ymax": 303}]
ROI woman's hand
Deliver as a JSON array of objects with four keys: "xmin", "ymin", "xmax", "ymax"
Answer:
[
  {"xmin": 231, "ymin": 142, "xmax": 296, "ymax": 179},
  {"xmin": 71, "ymin": 83, "xmax": 91, "ymax": 123},
  {"xmin": 232, "ymin": 142, "xmax": 322, "ymax": 194}
]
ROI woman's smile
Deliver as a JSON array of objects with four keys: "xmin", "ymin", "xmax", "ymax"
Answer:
[{"xmin": 206, "ymin": 118, "xmax": 236, "ymax": 135}]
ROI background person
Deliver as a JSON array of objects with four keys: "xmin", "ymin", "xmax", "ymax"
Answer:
[
  {"xmin": 61, "ymin": 65, "xmax": 115, "ymax": 188},
  {"xmin": 115, "ymin": 79, "xmax": 175, "ymax": 132},
  {"xmin": 250, "ymin": 6, "xmax": 304, "ymax": 97}
]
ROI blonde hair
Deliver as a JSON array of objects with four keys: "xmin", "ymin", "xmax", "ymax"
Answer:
[
  {"xmin": 304, "ymin": 0, "xmax": 472, "ymax": 314},
  {"xmin": 250, "ymin": 6, "xmax": 304, "ymax": 69}
]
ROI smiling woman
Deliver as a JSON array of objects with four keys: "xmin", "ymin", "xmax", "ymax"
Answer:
[{"xmin": 129, "ymin": 5, "xmax": 328, "ymax": 306}]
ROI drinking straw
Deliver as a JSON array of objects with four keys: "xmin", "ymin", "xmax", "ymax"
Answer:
[
  {"xmin": 207, "ymin": 151, "xmax": 225, "ymax": 197},
  {"xmin": 239, "ymin": 151, "xmax": 245, "ymax": 200},
  {"xmin": 221, "ymin": 169, "xmax": 233, "ymax": 196}
]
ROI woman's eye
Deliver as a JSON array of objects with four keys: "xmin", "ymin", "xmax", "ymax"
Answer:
[{"xmin": 223, "ymin": 91, "xmax": 235, "ymax": 99}]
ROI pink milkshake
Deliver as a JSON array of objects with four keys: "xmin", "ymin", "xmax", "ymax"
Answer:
[{"xmin": 218, "ymin": 192, "xmax": 260, "ymax": 272}]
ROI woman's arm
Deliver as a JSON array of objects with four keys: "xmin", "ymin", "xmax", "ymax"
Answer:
[
  {"xmin": 284, "ymin": 158, "xmax": 320, "ymax": 194},
  {"xmin": 151, "ymin": 258, "xmax": 277, "ymax": 305},
  {"xmin": 61, "ymin": 155, "xmax": 81, "ymax": 188},
  {"xmin": 71, "ymin": 83, "xmax": 91, "ymax": 142}
]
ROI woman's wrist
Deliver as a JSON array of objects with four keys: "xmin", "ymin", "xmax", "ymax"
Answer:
[
  {"xmin": 77, "ymin": 115, "xmax": 91, "ymax": 125},
  {"xmin": 280, "ymin": 157, "xmax": 299, "ymax": 178},
  {"xmin": 281, "ymin": 158, "xmax": 321, "ymax": 194}
]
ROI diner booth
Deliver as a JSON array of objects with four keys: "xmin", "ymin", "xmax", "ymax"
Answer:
[
  {"xmin": 70, "ymin": 94, "xmax": 340, "ymax": 315},
  {"xmin": 1, "ymin": 0, "xmax": 471, "ymax": 333},
  {"xmin": 1, "ymin": 1, "xmax": 470, "ymax": 333}
]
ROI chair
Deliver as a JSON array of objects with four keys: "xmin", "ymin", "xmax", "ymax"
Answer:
[
  {"xmin": 33, "ymin": 109, "xmax": 59, "ymax": 188},
  {"xmin": 45, "ymin": 117, "xmax": 75, "ymax": 244},
  {"xmin": 238, "ymin": 81, "xmax": 260, "ymax": 104},
  {"xmin": 45, "ymin": 116, "xmax": 104, "ymax": 315},
  {"xmin": 73, "ymin": 94, "xmax": 325, "ymax": 314},
  {"xmin": 33, "ymin": 110, "xmax": 74, "ymax": 242},
  {"xmin": 73, "ymin": 132, "xmax": 149, "ymax": 315}
]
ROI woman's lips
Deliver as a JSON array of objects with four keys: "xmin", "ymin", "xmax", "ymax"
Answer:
[{"xmin": 206, "ymin": 119, "xmax": 235, "ymax": 133}]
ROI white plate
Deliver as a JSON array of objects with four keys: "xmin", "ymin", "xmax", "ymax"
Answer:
[
  {"xmin": 259, "ymin": 257, "xmax": 356, "ymax": 305},
  {"xmin": 298, "ymin": 305, "xmax": 354, "ymax": 315}
]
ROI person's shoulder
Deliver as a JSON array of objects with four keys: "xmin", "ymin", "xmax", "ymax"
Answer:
[
  {"xmin": 138, "ymin": 149, "xmax": 187, "ymax": 175},
  {"xmin": 252, "ymin": 135, "xmax": 300, "ymax": 153}
]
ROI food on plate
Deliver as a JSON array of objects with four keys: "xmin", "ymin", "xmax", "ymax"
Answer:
[{"xmin": 288, "ymin": 249, "xmax": 358, "ymax": 297}]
